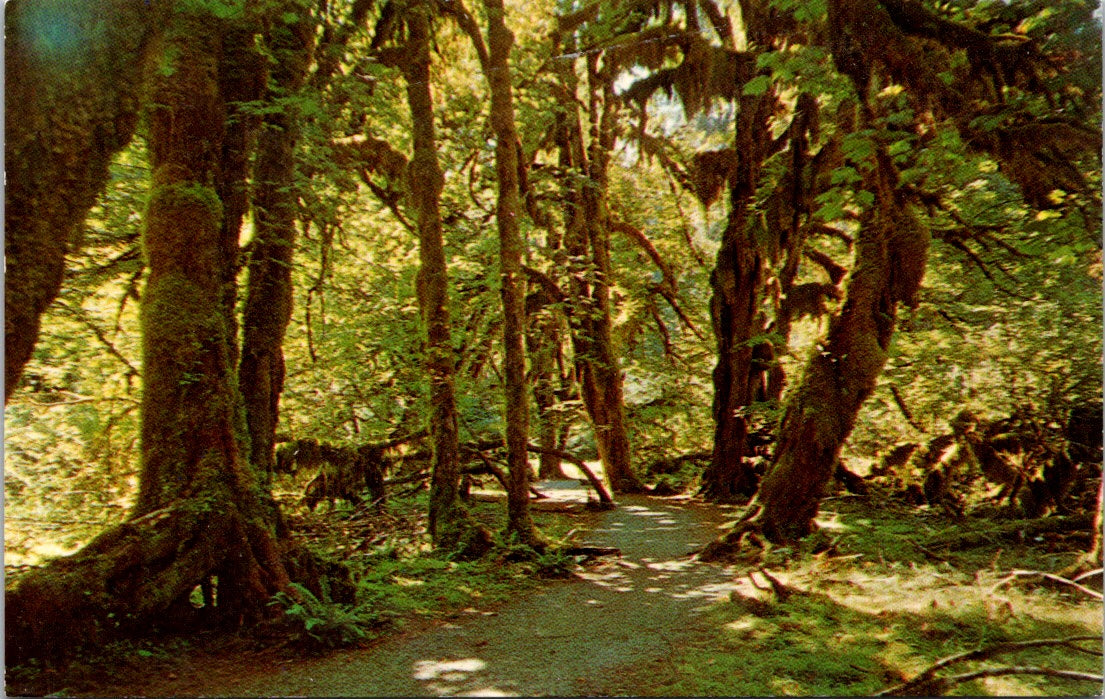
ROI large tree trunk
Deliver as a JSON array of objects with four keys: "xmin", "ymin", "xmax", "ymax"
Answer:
[
  {"xmin": 700, "ymin": 91, "xmax": 776, "ymax": 501},
  {"xmin": 757, "ymin": 153, "xmax": 929, "ymax": 542},
  {"xmin": 4, "ymin": 1, "xmax": 156, "ymax": 401},
  {"xmin": 6, "ymin": 11, "xmax": 340, "ymax": 665},
  {"xmin": 402, "ymin": 4, "xmax": 489, "ymax": 555},
  {"xmin": 482, "ymin": 0, "xmax": 540, "ymax": 543},
  {"xmin": 239, "ymin": 9, "xmax": 316, "ymax": 477}
]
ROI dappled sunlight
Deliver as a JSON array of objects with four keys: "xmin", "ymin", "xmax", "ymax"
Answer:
[
  {"xmin": 411, "ymin": 657, "xmax": 521, "ymax": 696},
  {"xmin": 413, "ymin": 658, "xmax": 487, "ymax": 681}
]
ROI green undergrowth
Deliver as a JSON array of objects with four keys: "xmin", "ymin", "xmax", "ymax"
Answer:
[
  {"xmin": 265, "ymin": 490, "xmax": 597, "ymax": 651},
  {"xmin": 607, "ymin": 496, "xmax": 1103, "ymax": 696}
]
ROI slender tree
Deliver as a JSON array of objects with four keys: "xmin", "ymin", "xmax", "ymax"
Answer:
[
  {"xmin": 480, "ymin": 0, "xmax": 541, "ymax": 540},
  {"xmin": 550, "ymin": 15, "xmax": 647, "ymax": 493},
  {"xmin": 239, "ymin": 5, "xmax": 317, "ymax": 476},
  {"xmin": 393, "ymin": 1, "xmax": 490, "ymax": 553}
]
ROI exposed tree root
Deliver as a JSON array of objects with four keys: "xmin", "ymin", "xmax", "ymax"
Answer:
[
  {"xmin": 697, "ymin": 503, "xmax": 770, "ymax": 561},
  {"xmin": 6, "ymin": 500, "xmax": 345, "ymax": 666}
]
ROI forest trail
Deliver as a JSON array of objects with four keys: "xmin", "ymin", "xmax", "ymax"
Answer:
[{"xmin": 109, "ymin": 486, "xmax": 741, "ymax": 697}]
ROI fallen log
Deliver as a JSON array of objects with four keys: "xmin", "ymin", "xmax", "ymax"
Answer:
[
  {"xmin": 466, "ymin": 492, "xmax": 582, "ymax": 512},
  {"xmin": 524, "ymin": 444, "xmax": 614, "ymax": 506}
]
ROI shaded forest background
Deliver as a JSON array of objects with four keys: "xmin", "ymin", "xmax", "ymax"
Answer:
[{"xmin": 4, "ymin": 0, "xmax": 1102, "ymax": 678}]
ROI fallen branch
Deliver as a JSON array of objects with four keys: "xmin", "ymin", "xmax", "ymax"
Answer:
[
  {"xmin": 889, "ymin": 384, "xmax": 925, "ymax": 433},
  {"xmin": 989, "ymin": 569, "xmax": 1104, "ymax": 600},
  {"xmin": 524, "ymin": 444, "xmax": 614, "ymax": 506},
  {"xmin": 561, "ymin": 545, "xmax": 620, "ymax": 557},
  {"xmin": 877, "ymin": 635, "xmax": 1103, "ymax": 696},
  {"xmin": 466, "ymin": 492, "xmax": 582, "ymax": 512}
]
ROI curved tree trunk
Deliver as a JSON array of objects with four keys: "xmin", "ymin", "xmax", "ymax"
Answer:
[
  {"xmin": 240, "ymin": 9, "xmax": 316, "ymax": 477},
  {"xmin": 482, "ymin": 0, "xmax": 540, "ymax": 543},
  {"xmin": 757, "ymin": 153, "xmax": 929, "ymax": 542},
  {"xmin": 402, "ymin": 4, "xmax": 489, "ymax": 555},
  {"xmin": 4, "ymin": 0, "xmax": 156, "ymax": 401},
  {"xmin": 7, "ymin": 10, "xmax": 340, "ymax": 665}
]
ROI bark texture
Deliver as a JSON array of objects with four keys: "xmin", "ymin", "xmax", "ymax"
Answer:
[
  {"xmin": 402, "ymin": 3, "xmax": 489, "ymax": 555},
  {"xmin": 4, "ymin": 0, "xmax": 157, "ymax": 401},
  {"xmin": 757, "ymin": 153, "xmax": 929, "ymax": 542},
  {"xmin": 239, "ymin": 9, "xmax": 316, "ymax": 476},
  {"xmin": 700, "ymin": 90, "xmax": 776, "ymax": 501},
  {"xmin": 482, "ymin": 0, "xmax": 540, "ymax": 543}
]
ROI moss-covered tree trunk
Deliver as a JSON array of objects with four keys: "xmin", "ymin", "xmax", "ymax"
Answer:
[
  {"xmin": 239, "ymin": 9, "xmax": 316, "ymax": 476},
  {"xmin": 701, "ymin": 91, "xmax": 776, "ymax": 501},
  {"xmin": 757, "ymin": 153, "xmax": 929, "ymax": 542},
  {"xmin": 482, "ymin": 0, "xmax": 540, "ymax": 543},
  {"xmin": 4, "ymin": 0, "xmax": 157, "ymax": 401},
  {"xmin": 402, "ymin": 4, "xmax": 487, "ymax": 554},
  {"xmin": 6, "ymin": 10, "xmax": 338, "ymax": 665}
]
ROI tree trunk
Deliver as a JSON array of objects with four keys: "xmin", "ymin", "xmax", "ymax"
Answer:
[
  {"xmin": 402, "ymin": 4, "xmax": 489, "ymax": 555},
  {"xmin": 239, "ymin": 9, "xmax": 316, "ymax": 477},
  {"xmin": 528, "ymin": 311, "xmax": 570, "ymax": 480},
  {"xmin": 6, "ymin": 11, "xmax": 341, "ymax": 665},
  {"xmin": 4, "ymin": 1, "xmax": 156, "ymax": 401},
  {"xmin": 552, "ymin": 46, "xmax": 645, "ymax": 495},
  {"xmin": 701, "ymin": 91, "xmax": 776, "ymax": 501},
  {"xmin": 757, "ymin": 153, "xmax": 929, "ymax": 542},
  {"xmin": 482, "ymin": 0, "xmax": 540, "ymax": 544}
]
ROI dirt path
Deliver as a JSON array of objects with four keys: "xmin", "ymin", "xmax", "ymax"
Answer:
[{"xmin": 103, "ymin": 487, "xmax": 741, "ymax": 697}]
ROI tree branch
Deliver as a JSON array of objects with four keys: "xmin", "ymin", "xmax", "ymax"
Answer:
[{"xmin": 877, "ymin": 635, "xmax": 1104, "ymax": 695}]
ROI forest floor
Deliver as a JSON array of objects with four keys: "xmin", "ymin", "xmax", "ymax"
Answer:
[{"xmin": 9, "ymin": 481, "xmax": 1103, "ymax": 697}]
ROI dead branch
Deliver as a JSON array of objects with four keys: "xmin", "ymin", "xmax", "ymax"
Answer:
[
  {"xmin": 525, "ymin": 444, "xmax": 614, "ymax": 506},
  {"xmin": 989, "ymin": 569, "xmax": 1104, "ymax": 600},
  {"xmin": 877, "ymin": 635, "xmax": 1103, "ymax": 696},
  {"xmin": 650, "ymin": 282, "xmax": 707, "ymax": 340}
]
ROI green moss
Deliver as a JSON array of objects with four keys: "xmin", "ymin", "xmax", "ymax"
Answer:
[{"xmin": 143, "ymin": 183, "xmax": 224, "ymax": 274}]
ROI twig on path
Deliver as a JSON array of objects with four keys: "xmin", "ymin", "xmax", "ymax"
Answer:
[{"xmin": 876, "ymin": 636, "xmax": 1104, "ymax": 696}]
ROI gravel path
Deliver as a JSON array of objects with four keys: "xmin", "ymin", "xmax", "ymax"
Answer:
[{"xmin": 142, "ymin": 486, "xmax": 739, "ymax": 697}]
